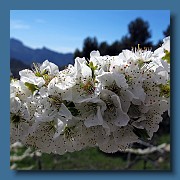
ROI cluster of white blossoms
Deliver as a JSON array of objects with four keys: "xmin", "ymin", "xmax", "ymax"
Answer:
[{"xmin": 10, "ymin": 37, "xmax": 170, "ymax": 154}]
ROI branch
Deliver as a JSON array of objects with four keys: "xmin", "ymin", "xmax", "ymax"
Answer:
[
  {"xmin": 123, "ymin": 143, "xmax": 170, "ymax": 155},
  {"xmin": 10, "ymin": 147, "xmax": 42, "ymax": 162}
]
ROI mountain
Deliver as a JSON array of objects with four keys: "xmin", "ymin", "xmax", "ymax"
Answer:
[
  {"xmin": 10, "ymin": 38, "xmax": 74, "ymax": 67},
  {"xmin": 10, "ymin": 58, "xmax": 30, "ymax": 79}
]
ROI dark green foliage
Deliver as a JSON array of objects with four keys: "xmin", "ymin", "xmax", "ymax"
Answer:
[
  {"xmin": 163, "ymin": 25, "xmax": 170, "ymax": 37},
  {"xmin": 128, "ymin": 18, "xmax": 152, "ymax": 47},
  {"xmin": 82, "ymin": 37, "xmax": 99, "ymax": 59},
  {"xmin": 107, "ymin": 41, "xmax": 122, "ymax": 56},
  {"xmin": 74, "ymin": 18, "xmax": 161, "ymax": 59},
  {"xmin": 98, "ymin": 41, "xmax": 109, "ymax": 56},
  {"xmin": 74, "ymin": 48, "xmax": 83, "ymax": 59},
  {"xmin": 64, "ymin": 101, "xmax": 80, "ymax": 116},
  {"xmin": 133, "ymin": 127, "xmax": 150, "ymax": 140}
]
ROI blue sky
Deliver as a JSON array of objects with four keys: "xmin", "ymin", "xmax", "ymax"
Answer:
[{"xmin": 10, "ymin": 10, "xmax": 170, "ymax": 53}]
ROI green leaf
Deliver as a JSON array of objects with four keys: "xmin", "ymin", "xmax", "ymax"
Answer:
[
  {"xmin": 66, "ymin": 101, "xmax": 75, "ymax": 107},
  {"xmin": 159, "ymin": 83, "xmax": 170, "ymax": 98},
  {"xmin": 63, "ymin": 101, "xmax": 80, "ymax": 116},
  {"xmin": 133, "ymin": 126, "xmax": 150, "ymax": 140},
  {"xmin": 35, "ymin": 69, "xmax": 48, "ymax": 77},
  {"xmin": 68, "ymin": 107, "xmax": 80, "ymax": 116},
  {"xmin": 137, "ymin": 59, "xmax": 152, "ymax": 69},
  {"xmin": 87, "ymin": 61, "xmax": 98, "ymax": 79},
  {"xmin": 25, "ymin": 82, "xmax": 39, "ymax": 94},
  {"xmin": 162, "ymin": 49, "xmax": 170, "ymax": 63},
  {"xmin": 35, "ymin": 72, "xmax": 42, "ymax": 77}
]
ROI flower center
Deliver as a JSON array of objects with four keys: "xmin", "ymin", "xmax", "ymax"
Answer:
[
  {"xmin": 106, "ymin": 82, "xmax": 120, "ymax": 95},
  {"xmin": 44, "ymin": 120, "xmax": 57, "ymax": 133},
  {"xmin": 11, "ymin": 113, "xmax": 26, "ymax": 129},
  {"xmin": 86, "ymin": 102, "xmax": 97, "ymax": 113},
  {"xmin": 128, "ymin": 103, "xmax": 141, "ymax": 118},
  {"xmin": 81, "ymin": 80, "xmax": 95, "ymax": 94},
  {"xmin": 48, "ymin": 95, "xmax": 62, "ymax": 109},
  {"xmin": 11, "ymin": 114, "xmax": 20, "ymax": 124},
  {"xmin": 105, "ymin": 100, "xmax": 116, "ymax": 112},
  {"xmin": 63, "ymin": 125, "xmax": 75, "ymax": 141}
]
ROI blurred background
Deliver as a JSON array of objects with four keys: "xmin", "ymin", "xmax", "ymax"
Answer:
[{"xmin": 10, "ymin": 10, "xmax": 170, "ymax": 170}]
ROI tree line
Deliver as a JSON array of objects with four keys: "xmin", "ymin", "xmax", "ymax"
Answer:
[{"xmin": 74, "ymin": 17, "xmax": 170, "ymax": 59}]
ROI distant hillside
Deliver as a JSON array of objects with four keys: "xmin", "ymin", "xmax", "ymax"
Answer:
[
  {"xmin": 10, "ymin": 58, "xmax": 30, "ymax": 79},
  {"xmin": 10, "ymin": 38, "xmax": 74, "ymax": 67}
]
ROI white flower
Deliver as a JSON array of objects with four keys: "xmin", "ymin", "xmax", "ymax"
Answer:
[
  {"xmin": 25, "ymin": 120, "xmax": 59, "ymax": 153},
  {"xmin": 90, "ymin": 50, "xmax": 118, "ymax": 73},
  {"xmin": 131, "ymin": 99, "xmax": 169, "ymax": 138},
  {"xmin": 10, "ymin": 97, "xmax": 31, "ymax": 143},
  {"xmin": 10, "ymin": 80, "xmax": 31, "ymax": 101},
  {"xmin": 40, "ymin": 60, "xmax": 59, "ymax": 75},
  {"xmin": 19, "ymin": 69, "xmax": 45, "ymax": 87},
  {"xmin": 49, "ymin": 64, "xmax": 77, "ymax": 102},
  {"xmin": 98, "ymin": 135, "xmax": 119, "ymax": 153},
  {"xmin": 76, "ymin": 96, "xmax": 106, "ymax": 128},
  {"xmin": 154, "ymin": 36, "xmax": 170, "ymax": 58},
  {"xmin": 10, "ymin": 37, "xmax": 170, "ymax": 155},
  {"xmin": 97, "ymin": 71, "xmax": 135, "ymax": 111},
  {"xmin": 34, "ymin": 90, "xmax": 72, "ymax": 123},
  {"xmin": 71, "ymin": 57, "xmax": 99, "ymax": 102},
  {"xmin": 113, "ymin": 126, "xmax": 139, "ymax": 150},
  {"xmin": 48, "ymin": 76, "xmax": 74, "ymax": 102},
  {"xmin": 100, "ymin": 89, "xmax": 130, "ymax": 133},
  {"xmin": 97, "ymin": 71, "xmax": 128, "ymax": 89}
]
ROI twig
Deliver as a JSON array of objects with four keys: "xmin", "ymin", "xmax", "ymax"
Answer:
[
  {"xmin": 123, "ymin": 143, "xmax": 170, "ymax": 155},
  {"xmin": 125, "ymin": 152, "xmax": 131, "ymax": 169},
  {"xmin": 123, "ymin": 156, "xmax": 140, "ymax": 170}
]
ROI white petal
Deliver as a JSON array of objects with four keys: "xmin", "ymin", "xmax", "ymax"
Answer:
[
  {"xmin": 90, "ymin": 50, "xmax": 100, "ymax": 57},
  {"xmin": 40, "ymin": 60, "xmax": 59, "ymax": 75},
  {"xmin": 84, "ymin": 106, "xmax": 103, "ymax": 127},
  {"xmin": 59, "ymin": 103, "xmax": 72, "ymax": 120},
  {"xmin": 111, "ymin": 95, "xmax": 130, "ymax": 127},
  {"xmin": 53, "ymin": 119, "xmax": 65, "ymax": 139},
  {"xmin": 114, "ymin": 73, "xmax": 128, "ymax": 88},
  {"xmin": 10, "ymin": 97, "xmax": 21, "ymax": 114},
  {"xmin": 19, "ymin": 69, "xmax": 45, "ymax": 87}
]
